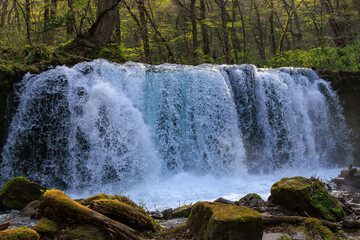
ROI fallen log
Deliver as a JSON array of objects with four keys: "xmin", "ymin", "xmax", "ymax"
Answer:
[
  {"xmin": 36, "ymin": 190, "xmax": 140, "ymax": 240},
  {"xmin": 0, "ymin": 221, "xmax": 10, "ymax": 231},
  {"xmin": 261, "ymin": 213, "xmax": 339, "ymax": 231}
]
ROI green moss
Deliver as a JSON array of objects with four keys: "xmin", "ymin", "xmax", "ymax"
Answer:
[
  {"xmin": 140, "ymin": 232, "xmax": 168, "ymax": 238},
  {"xmin": 33, "ymin": 217, "xmax": 57, "ymax": 235},
  {"xmin": 304, "ymin": 218, "xmax": 334, "ymax": 239},
  {"xmin": 0, "ymin": 177, "xmax": 46, "ymax": 210},
  {"xmin": 91, "ymin": 199, "xmax": 157, "ymax": 232},
  {"xmin": 0, "ymin": 177, "xmax": 30, "ymax": 193},
  {"xmin": 171, "ymin": 205, "xmax": 193, "ymax": 218},
  {"xmin": 79, "ymin": 193, "xmax": 146, "ymax": 214},
  {"xmin": 0, "ymin": 227, "xmax": 40, "ymax": 240},
  {"xmin": 42, "ymin": 189, "xmax": 94, "ymax": 216},
  {"xmin": 59, "ymin": 224, "xmax": 107, "ymax": 240},
  {"xmin": 171, "ymin": 224, "xmax": 186, "ymax": 233},
  {"xmin": 187, "ymin": 201, "xmax": 263, "ymax": 240},
  {"xmin": 269, "ymin": 177, "xmax": 345, "ymax": 222}
]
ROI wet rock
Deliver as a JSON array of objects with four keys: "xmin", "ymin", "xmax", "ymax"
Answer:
[
  {"xmin": 214, "ymin": 197, "xmax": 234, "ymax": 205},
  {"xmin": 0, "ymin": 227, "xmax": 40, "ymax": 239},
  {"xmin": 161, "ymin": 208, "xmax": 172, "ymax": 220},
  {"xmin": 342, "ymin": 218, "xmax": 360, "ymax": 229},
  {"xmin": 160, "ymin": 217, "xmax": 187, "ymax": 228},
  {"xmin": 238, "ymin": 193, "xmax": 265, "ymax": 209},
  {"xmin": 149, "ymin": 210, "xmax": 163, "ymax": 219},
  {"xmin": 0, "ymin": 177, "xmax": 46, "ymax": 210},
  {"xmin": 269, "ymin": 176, "xmax": 345, "ymax": 221},
  {"xmin": 187, "ymin": 201, "xmax": 263, "ymax": 240},
  {"xmin": 149, "ymin": 210, "xmax": 162, "ymax": 219},
  {"xmin": 171, "ymin": 205, "xmax": 193, "ymax": 218},
  {"xmin": 262, "ymin": 233, "xmax": 291, "ymax": 240},
  {"xmin": 20, "ymin": 200, "xmax": 41, "ymax": 217},
  {"xmin": 292, "ymin": 231, "xmax": 306, "ymax": 240}
]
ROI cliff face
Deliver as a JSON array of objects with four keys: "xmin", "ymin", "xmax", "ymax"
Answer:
[
  {"xmin": 0, "ymin": 68, "xmax": 359, "ymax": 166},
  {"xmin": 318, "ymin": 70, "xmax": 360, "ymax": 164}
]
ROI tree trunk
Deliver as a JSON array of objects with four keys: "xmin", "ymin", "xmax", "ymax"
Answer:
[
  {"xmin": 66, "ymin": 0, "xmax": 76, "ymax": 35},
  {"xmin": 218, "ymin": 0, "xmax": 232, "ymax": 63},
  {"xmin": 137, "ymin": 0, "xmax": 151, "ymax": 63},
  {"xmin": 353, "ymin": 0, "xmax": 360, "ymax": 36},
  {"xmin": 290, "ymin": 0, "xmax": 303, "ymax": 49},
  {"xmin": 43, "ymin": 0, "xmax": 50, "ymax": 30},
  {"xmin": 321, "ymin": 0, "xmax": 350, "ymax": 47},
  {"xmin": 252, "ymin": 0, "xmax": 266, "ymax": 61},
  {"xmin": 115, "ymin": 4, "xmax": 121, "ymax": 43},
  {"xmin": 91, "ymin": 0, "xmax": 119, "ymax": 45},
  {"xmin": 200, "ymin": 0, "xmax": 210, "ymax": 58},
  {"xmin": 190, "ymin": 0, "xmax": 198, "ymax": 64}
]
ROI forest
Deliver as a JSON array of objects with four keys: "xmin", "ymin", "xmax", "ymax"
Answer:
[{"xmin": 0, "ymin": 0, "xmax": 359, "ymax": 71}]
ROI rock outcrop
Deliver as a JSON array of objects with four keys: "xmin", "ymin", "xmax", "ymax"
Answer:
[
  {"xmin": 269, "ymin": 176, "xmax": 345, "ymax": 222},
  {"xmin": 187, "ymin": 201, "xmax": 263, "ymax": 240}
]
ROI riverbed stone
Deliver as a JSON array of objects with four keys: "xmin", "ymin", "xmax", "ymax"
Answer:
[
  {"xmin": 269, "ymin": 176, "xmax": 345, "ymax": 222},
  {"xmin": 187, "ymin": 201, "xmax": 263, "ymax": 240},
  {"xmin": 0, "ymin": 177, "xmax": 46, "ymax": 210}
]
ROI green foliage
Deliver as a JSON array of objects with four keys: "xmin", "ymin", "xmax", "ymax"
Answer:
[{"xmin": 264, "ymin": 40, "xmax": 360, "ymax": 71}]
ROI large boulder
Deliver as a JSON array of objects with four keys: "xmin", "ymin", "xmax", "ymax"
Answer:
[
  {"xmin": 0, "ymin": 227, "xmax": 40, "ymax": 240},
  {"xmin": 0, "ymin": 177, "xmax": 46, "ymax": 210},
  {"xmin": 33, "ymin": 190, "xmax": 141, "ymax": 240},
  {"xmin": 187, "ymin": 201, "xmax": 263, "ymax": 240},
  {"xmin": 269, "ymin": 176, "xmax": 345, "ymax": 222}
]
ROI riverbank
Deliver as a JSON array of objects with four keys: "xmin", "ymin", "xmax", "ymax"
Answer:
[{"xmin": 1, "ymin": 169, "xmax": 360, "ymax": 240}]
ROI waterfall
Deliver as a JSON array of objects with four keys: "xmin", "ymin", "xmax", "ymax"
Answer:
[{"xmin": 0, "ymin": 60, "xmax": 353, "ymax": 192}]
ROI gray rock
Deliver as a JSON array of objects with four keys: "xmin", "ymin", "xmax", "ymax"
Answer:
[
  {"xmin": 262, "ymin": 233, "xmax": 292, "ymax": 240},
  {"xmin": 214, "ymin": 197, "xmax": 234, "ymax": 205}
]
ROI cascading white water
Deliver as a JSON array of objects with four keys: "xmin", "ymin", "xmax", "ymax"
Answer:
[{"xmin": 0, "ymin": 60, "xmax": 353, "ymax": 206}]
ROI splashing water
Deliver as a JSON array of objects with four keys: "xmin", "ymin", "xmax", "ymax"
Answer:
[{"xmin": 0, "ymin": 60, "xmax": 353, "ymax": 208}]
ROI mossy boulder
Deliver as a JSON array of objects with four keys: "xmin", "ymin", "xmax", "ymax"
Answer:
[
  {"xmin": 58, "ymin": 224, "xmax": 108, "ymax": 240},
  {"xmin": 90, "ymin": 199, "xmax": 157, "ymax": 232},
  {"xmin": 0, "ymin": 227, "xmax": 40, "ymax": 240},
  {"xmin": 171, "ymin": 205, "xmax": 193, "ymax": 218},
  {"xmin": 33, "ymin": 217, "xmax": 57, "ymax": 237},
  {"xmin": 0, "ymin": 177, "xmax": 46, "ymax": 210},
  {"xmin": 269, "ymin": 176, "xmax": 345, "ymax": 222},
  {"xmin": 187, "ymin": 201, "xmax": 263, "ymax": 240}
]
